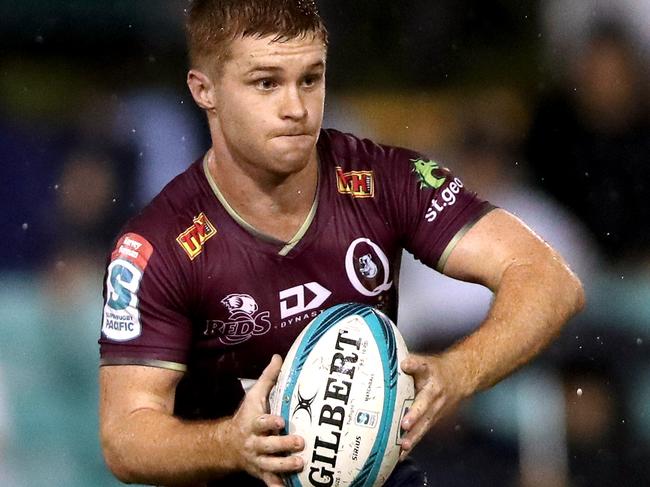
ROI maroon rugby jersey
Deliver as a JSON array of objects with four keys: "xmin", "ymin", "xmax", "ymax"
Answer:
[{"xmin": 100, "ymin": 128, "xmax": 492, "ymax": 416}]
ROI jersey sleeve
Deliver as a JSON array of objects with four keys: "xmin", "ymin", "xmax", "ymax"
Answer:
[
  {"xmin": 99, "ymin": 232, "xmax": 192, "ymax": 371},
  {"xmin": 380, "ymin": 147, "xmax": 494, "ymax": 271}
]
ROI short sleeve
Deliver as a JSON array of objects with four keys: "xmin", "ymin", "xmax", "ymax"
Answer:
[
  {"xmin": 99, "ymin": 232, "xmax": 192, "ymax": 371},
  {"xmin": 381, "ymin": 148, "xmax": 494, "ymax": 271}
]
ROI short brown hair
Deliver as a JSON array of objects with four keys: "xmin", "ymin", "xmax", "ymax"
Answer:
[{"xmin": 185, "ymin": 0, "xmax": 328, "ymax": 71}]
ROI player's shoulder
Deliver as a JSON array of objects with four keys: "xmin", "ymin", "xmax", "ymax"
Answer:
[
  {"xmin": 319, "ymin": 128, "xmax": 421, "ymax": 172},
  {"xmin": 116, "ymin": 157, "xmax": 211, "ymax": 254}
]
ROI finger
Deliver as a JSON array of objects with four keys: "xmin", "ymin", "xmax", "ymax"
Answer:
[
  {"xmin": 253, "ymin": 414, "xmax": 285, "ymax": 435},
  {"xmin": 258, "ymin": 453, "xmax": 304, "ymax": 473},
  {"xmin": 400, "ymin": 355, "xmax": 429, "ymax": 383},
  {"xmin": 255, "ymin": 434, "xmax": 304, "ymax": 455},
  {"xmin": 401, "ymin": 386, "xmax": 436, "ymax": 431},
  {"xmin": 401, "ymin": 395, "xmax": 445, "ymax": 454},
  {"xmin": 251, "ymin": 354, "xmax": 283, "ymax": 399}
]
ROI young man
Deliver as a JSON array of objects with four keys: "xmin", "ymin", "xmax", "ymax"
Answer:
[{"xmin": 99, "ymin": 1, "xmax": 584, "ymax": 486}]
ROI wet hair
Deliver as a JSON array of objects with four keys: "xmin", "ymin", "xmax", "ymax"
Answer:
[{"xmin": 185, "ymin": 0, "xmax": 328, "ymax": 72}]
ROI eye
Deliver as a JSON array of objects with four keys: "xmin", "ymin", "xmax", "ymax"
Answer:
[
  {"xmin": 255, "ymin": 78, "xmax": 277, "ymax": 91},
  {"xmin": 302, "ymin": 73, "xmax": 323, "ymax": 88}
]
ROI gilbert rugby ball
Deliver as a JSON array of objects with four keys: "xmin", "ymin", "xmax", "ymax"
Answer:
[{"xmin": 269, "ymin": 303, "xmax": 415, "ymax": 487}]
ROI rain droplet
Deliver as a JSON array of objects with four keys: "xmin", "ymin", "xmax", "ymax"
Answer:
[
  {"xmin": 54, "ymin": 184, "xmax": 59, "ymax": 190},
  {"xmin": 35, "ymin": 35, "xmax": 44, "ymax": 44},
  {"xmin": 21, "ymin": 223, "xmax": 29, "ymax": 230},
  {"xmin": 636, "ymin": 338, "xmax": 643, "ymax": 346},
  {"xmin": 131, "ymin": 128, "xmax": 137, "ymax": 134},
  {"xmin": 181, "ymin": 136, "xmax": 186, "ymax": 142},
  {"xmin": 577, "ymin": 388, "xmax": 583, "ymax": 396},
  {"xmin": 112, "ymin": 198, "xmax": 117, "ymax": 203}
]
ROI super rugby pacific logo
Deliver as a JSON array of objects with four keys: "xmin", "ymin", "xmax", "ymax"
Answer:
[
  {"xmin": 345, "ymin": 238, "xmax": 393, "ymax": 297},
  {"xmin": 203, "ymin": 294, "xmax": 272, "ymax": 345}
]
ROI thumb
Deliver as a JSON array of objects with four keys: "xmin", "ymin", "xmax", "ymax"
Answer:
[
  {"xmin": 400, "ymin": 354, "xmax": 425, "ymax": 376},
  {"xmin": 251, "ymin": 354, "xmax": 283, "ymax": 399}
]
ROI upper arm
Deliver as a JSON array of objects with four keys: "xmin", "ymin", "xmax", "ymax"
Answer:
[
  {"xmin": 442, "ymin": 209, "xmax": 563, "ymax": 290},
  {"xmin": 99, "ymin": 365, "xmax": 184, "ymax": 435}
]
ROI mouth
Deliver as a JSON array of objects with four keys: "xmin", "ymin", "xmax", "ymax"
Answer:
[{"xmin": 273, "ymin": 129, "xmax": 313, "ymax": 138}]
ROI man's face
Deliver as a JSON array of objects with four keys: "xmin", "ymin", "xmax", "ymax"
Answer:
[{"xmin": 210, "ymin": 33, "xmax": 326, "ymax": 177}]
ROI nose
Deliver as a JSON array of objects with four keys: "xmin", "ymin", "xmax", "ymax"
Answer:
[{"xmin": 280, "ymin": 86, "xmax": 308, "ymax": 121}]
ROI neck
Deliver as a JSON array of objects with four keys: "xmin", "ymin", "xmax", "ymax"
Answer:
[
  {"xmin": 205, "ymin": 147, "xmax": 319, "ymax": 242},
  {"xmin": 207, "ymin": 147, "xmax": 318, "ymax": 210}
]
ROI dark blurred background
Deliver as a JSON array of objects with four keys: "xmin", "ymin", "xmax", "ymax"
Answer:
[{"xmin": 1, "ymin": 1, "xmax": 649, "ymax": 485}]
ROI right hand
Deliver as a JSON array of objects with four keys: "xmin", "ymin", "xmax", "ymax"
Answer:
[{"xmin": 229, "ymin": 354, "xmax": 305, "ymax": 487}]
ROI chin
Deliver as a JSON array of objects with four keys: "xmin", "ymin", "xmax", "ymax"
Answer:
[{"xmin": 269, "ymin": 139, "xmax": 316, "ymax": 171}]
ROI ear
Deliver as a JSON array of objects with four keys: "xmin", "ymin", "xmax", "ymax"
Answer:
[{"xmin": 187, "ymin": 69, "xmax": 216, "ymax": 111}]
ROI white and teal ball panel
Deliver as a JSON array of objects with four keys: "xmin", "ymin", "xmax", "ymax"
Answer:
[{"xmin": 270, "ymin": 303, "xmax": 415, "ymax": 487}]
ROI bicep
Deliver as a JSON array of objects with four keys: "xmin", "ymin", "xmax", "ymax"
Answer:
[
  {"xmin": 442, "ymin": 209, "xmax": 557, "ymax": 290},
  {"xmin": 100, "ymin": 365, "xmax": 184, "ymax": 429}
]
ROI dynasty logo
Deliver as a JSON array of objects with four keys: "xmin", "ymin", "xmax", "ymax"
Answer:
[
  {"xmin": 335, "ymin": 166, "xmax": 375, "ymax": 198},
  {"xmin": 411, "ymin": 159, "xmax": 447, "ymax": 190},
  {"xmin": 176, "ymin": 212, "xmax": 217, "ymax": 260}
]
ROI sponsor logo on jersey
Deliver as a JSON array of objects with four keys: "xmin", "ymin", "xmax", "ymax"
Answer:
[
  {"xmin": 203, "ymin": 293, "xmax": 272, "ymax": 345},
  {"xmin": 176, "ymin": 212, "xmax": 216, "ymax": 260},
  {"xmin": 345, "ymin": 238, "xmax": 393, "ymax": 297},
  {"xmin": 279, "ymin": 282, "xmax": 332, "ymax": 320},
  {"xmin": 411, "ymin": 158, "xmax": 446, "ymax": 189},
  {"xmin": 424, "ymin": 177, "xmax": 464, "ymax": 222},
  {"xmin": 335, "ymin": 166, "xmax": 375, "ymax": 198},
  {"xmin": 102, "ymin": 233, "xmax": 153, "ymax": 341}
]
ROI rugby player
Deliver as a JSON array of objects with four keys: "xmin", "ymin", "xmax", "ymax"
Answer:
[{"xmin": 98, "ymin": 1, "xmax": 585, "ymax": 486}]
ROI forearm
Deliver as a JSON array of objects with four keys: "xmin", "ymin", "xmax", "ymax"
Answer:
[
  {"xmin": 102, "ymin": 408, "xmax": 237, "ymax": 486},
  {"xmin": 443, "ymin": 254, "xmax": 584, "ymax": 397}
]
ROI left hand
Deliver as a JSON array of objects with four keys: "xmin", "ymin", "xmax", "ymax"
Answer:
[{"xmin": 398, "ymin": 353, "xmax": 469, "ymax": 460}]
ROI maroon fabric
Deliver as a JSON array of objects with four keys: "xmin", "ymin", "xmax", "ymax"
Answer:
[{"xmin": 99, "ymin": 129, "xmax": 491, "ymax": 382}]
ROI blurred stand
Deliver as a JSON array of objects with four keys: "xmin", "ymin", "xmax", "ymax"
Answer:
[
  {"xmin": 540, "ymin": 0, "xmax": 650, "ymax": 65},
  {"xmin": 0, "ymin": 145, "xmax": 137, "ymax": 485},
  {"xmin": 526, "ymin": 22, "xmax": 650, "ymax": 266}
]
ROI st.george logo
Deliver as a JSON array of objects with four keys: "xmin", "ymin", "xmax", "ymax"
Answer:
[{"xmin": 411, "ymin": 159, "xmax": 447, "ymax": 189}]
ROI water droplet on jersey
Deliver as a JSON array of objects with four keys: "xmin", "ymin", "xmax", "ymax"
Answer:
[
  {"xmin": 636, "ymin": 338, "xmax": 643, "ymax": 346},
  {"xmin": 21, "ymin": 222, "xmax": 29, "ymax": 230},
  {"xmin": 576, "ymin": 388, "xmax": 583, "ymax": 396}
]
